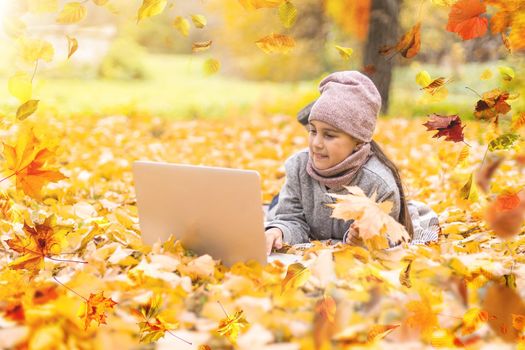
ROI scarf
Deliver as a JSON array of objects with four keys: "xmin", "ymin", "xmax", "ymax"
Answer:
[{"xmin": 306, "ymin": 142, "xmax": 372, "ymax": 190}]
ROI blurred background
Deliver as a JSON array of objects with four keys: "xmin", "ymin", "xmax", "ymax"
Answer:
[{"xmin": 0, "ymin": 0, "xmax": 523, "ymax": 120}]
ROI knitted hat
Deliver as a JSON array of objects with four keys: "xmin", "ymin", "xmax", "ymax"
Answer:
[{"xmin": 308, "ymin": 71, "xmax": 381, "ymax": 143}]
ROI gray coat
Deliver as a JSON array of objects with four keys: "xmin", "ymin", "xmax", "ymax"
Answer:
[{"xmin": 264, "ymin": 148, "xmax": 401, "ymax": 245}]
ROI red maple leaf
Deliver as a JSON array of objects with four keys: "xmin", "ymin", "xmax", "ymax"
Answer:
[{"xmin": 423, "ymin": 114, "xmax": 465, "ymax": 142}]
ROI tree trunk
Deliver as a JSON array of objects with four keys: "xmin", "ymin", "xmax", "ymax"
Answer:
[{"xmin": 363, "ymin": 0, "xmax": 402, "ymax": 114}]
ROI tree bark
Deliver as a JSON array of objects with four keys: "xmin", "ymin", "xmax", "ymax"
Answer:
[{"xmin": 363, "ymin": 0, "xmax": 402, "ymax": 114}]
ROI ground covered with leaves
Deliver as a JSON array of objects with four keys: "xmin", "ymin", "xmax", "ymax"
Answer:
[{"xmin": 1, "ymin": 108, "xmax": 524, "ymax": 350}]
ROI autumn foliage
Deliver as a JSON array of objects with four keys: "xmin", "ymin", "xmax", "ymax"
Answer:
[{"xmin": 0, "ymin": 0, "xmax": 525, "ymax": 349}]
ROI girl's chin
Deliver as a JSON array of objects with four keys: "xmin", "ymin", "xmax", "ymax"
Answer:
[{"xmin": 313, "ymin": 159, "xmax": 331, "ymax": 169}]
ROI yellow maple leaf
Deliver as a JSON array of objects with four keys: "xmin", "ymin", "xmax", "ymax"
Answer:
[
  {"xmin": 5, "ymin": 215, "xmax": 66, "ymax": 271},
  {"xmin": 2, "ymin": 128, "xmax": 66, "ymax": 200},
  {"xmin": 217, "ymin": 310, "xmax": 249, "ymax": 344},
  {"xmin": 81, "ymin": 291, "xmax": 118, "ymax": 330},
  {"xmin": 328, "ymin": 186, "xmax": 410, "ymax": 250}
]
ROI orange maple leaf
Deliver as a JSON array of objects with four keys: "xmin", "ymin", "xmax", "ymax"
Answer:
[
  {"xmin": 379, "ymin": 22, "xmax": 421, "ymax": 59},
  {"xmin": 446, "ymin": 0, "xmax": 488, "ymax": 40},
  {"xmin": 313, "ymin": 295, "xmax": 337, "ymax": 349},
  {"xmin": 82, "ymin": 291, "xmax": 117, "ymax": 330},
  {"xmin": 2, "ymin": 128, "xmax": 66, "ymax": 200},
  {"xmin": 281, "ymin": 262, "xmax": 311, "ymax": 294},
  {"xmin": 5, "ymin": 215, "xmax": 66, "ymax": 271}
]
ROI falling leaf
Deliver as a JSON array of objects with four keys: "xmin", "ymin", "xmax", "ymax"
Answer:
[
  {"xmin": 379, "ymin": 22, "xmax": 420, "ymax": 59},
  {"xmin": 2, "ymin": 128, "xmax": 66, "ymax": 199},
  {"xmin": 474, "ymin": 88, "xmax": 514, "ymax": 122},
  {"xmin": 415, "ymin": 70, "xmax": 432, "ymax": 87},
  {"xmin": 459, "ymin": 173, "xmax": 478, "ymax": 202},
  {"xmin": 173, "ymin": 16, "xmax": 190, "ymax": 36},
  {"xmin": 8, "ymin": 71, "xmax": 32, "ymax": 103},
  {"xmin": 191, "ymin": 14, "xmax": 207, "ymax": 29},
  {"xmin": 255, "ymin": 33, "xmax": 295, "ymax": 54},
  {"xmin": 198, "ymin": 346, "xmax": 212, "ymax": 350},
  {"xmin": 18, "ymin": 37, "xmax": 54, "ymax": 64},
  {"xmin": 511, "ymin": 112, "xmax": 525, "ymax": 131},
  {"xmin": 28, "ymin": 0, "xmax": 58, "ymax": 13},
  {"xmin": 328, "ymin": 186, "xmax": 410, "ymax": 249},
  {"xmin": 281, "ymin": 262, "xmax": 310, "ymax": 294},
  {"xmin": 446, "ymin": 0, "xmax": 488, "ymax": 40},
  {"xmin": 335, "ymin": 45, "xmax": 353, "ymax": 60},
  {"xmin": 203, "ymin": 58, "xmax": 220, "ymax": 76},
  {"xmin": 461, "ymin": 308, "xmax": 489, "ymax": 335},
  {"xmin": 367, "ymin": 324, "xmax": 400, "ymax": 342},
  {"xmin": 482, "ymin": 282, "xmax": 525, "ymax": 342},
  {"xmin": 238, "ymin": 0, "xmax": 283, "ymax": 10},
  {"xmin": 475, "ymin": 154, "xmax": 504, "ymax": 192},
  {"xmin": 423, "ymin": 114, "xmax": 465, "ymax": 143},
  {"xmin": 498, "ymin": 66, "xmax": 515, "ymax": 81},
  {"xmin": 192, "ymin": 40, "xmax": 212, "ymax": 53},
  {"xmin": 279, "ymin": 1, "xmax": 297, "ymax": 28},
  {"xmin": 513, "ymin": 314, "xmax": 525, "ymax": 332},
  {"xmin": 421, "ymin": 77, "xmax": 450, "ymax": 96},
  {"xmin": 56, "ymin": 2, "xmax": 87, "ymax": 24},
  {"xmin": 313, "ymin": 295, "xmax": 336, "ymax": 349},
  {"xmin": 488, "ymin": 133, "xmax": 520, "ymax": 152},
  {"xmin": 485, "ymin": 190, "xmax": 525, "ymax": 239},
  {"xmin": 5, "ymin": 215, "xmax": 66, "ymax": 270},
  {"xmin": 66, "ymin": 35, "xmax": 78, "ymax": 59},
  {"xmin": 137, "ymin": 0, "xmax": 167, "ymax": 23},
  {"xmin": 81, "ymin": 291, "xmax": 118, "ymax": 330},
  {"xmin": 405, "ymin": 298, "xmax": 438, "ymax": 338},
  {"xmin": 480, "ymin": 69, "xmax": 493, "ymax": 80},
  {"xmin": 456, "ymin": 145, "xmax": 470, "ymax": 167},
  {"xmin": 16, "ymin": 99, "xmax": 39, "ymax": 120},
  {"xmin": 217, "ymin": 310, "xmax": 249, "ymax": 344}
]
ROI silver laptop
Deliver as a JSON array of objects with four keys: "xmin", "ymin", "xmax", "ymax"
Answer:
[{"xmin": 132, "ymin": 161, "xmax": 301, "ymax": 266}]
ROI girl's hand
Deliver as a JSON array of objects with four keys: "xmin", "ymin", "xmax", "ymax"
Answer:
[{"xmin": 265, "ymin": 228, "xmax": 283, "ymax": 255}]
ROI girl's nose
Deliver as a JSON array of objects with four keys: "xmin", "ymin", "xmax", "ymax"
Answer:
[{"xmin": 312, "ymin": 134, "xmax": 323, "ymax": 149}]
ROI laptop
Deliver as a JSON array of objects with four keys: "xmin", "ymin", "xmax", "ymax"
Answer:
[{"xmin": 132, "ymin": 160, "xmax": 301, "ymax": 266}]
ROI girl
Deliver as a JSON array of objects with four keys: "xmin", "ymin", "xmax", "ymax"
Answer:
[{"xmin": 265, "ymin": 70, "xmax": 436, "ymax": 255}]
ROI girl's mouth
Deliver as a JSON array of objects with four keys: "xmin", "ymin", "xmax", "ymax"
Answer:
[{"xmin": 314, "ymin": 153, "xmax": 328, "ymax": 161}]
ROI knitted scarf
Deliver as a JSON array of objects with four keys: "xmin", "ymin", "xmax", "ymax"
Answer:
[{"xmin": 306, "ymin": 142, "xmax": 372, "ymax": 190}]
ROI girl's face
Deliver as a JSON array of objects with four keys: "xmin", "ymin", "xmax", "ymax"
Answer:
[{"xmin": 308, "ymin": 120, "xmax": 359, "ymax": 169}]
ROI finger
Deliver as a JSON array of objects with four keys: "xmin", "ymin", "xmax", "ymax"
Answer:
[
  {"xmin": 275, "ymin": 235, "xmax": 283, "ymax": 249},
  {"xmin": 266, "ymin": 236, "xmax": 274, "ymax": 256}
]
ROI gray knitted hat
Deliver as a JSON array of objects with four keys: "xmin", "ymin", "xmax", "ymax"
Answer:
[{"xmin": 308, "ymin": 71, "xmax": 381, "ymax": 142}]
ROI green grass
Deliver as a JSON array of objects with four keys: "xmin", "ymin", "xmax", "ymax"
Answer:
[
  {"xmin": 0, "ymin": 54, "xmax": 314, "ymax": 120},
  {"xmin": 1, "ymin": 53, "xmax": 522, "ymax": 120}
]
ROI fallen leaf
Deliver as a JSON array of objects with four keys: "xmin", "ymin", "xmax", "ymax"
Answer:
[
  {"xmin": 217, "ymin": 310, "xmax": 249, "ymax": 344},
  {"xmin": 281, "ymin": 262, "xmax": 310, "ymax": 294},
  {"xmin": 2, "ymin": 128, "xmax": 66, "ymax": 199},
  {"xmin": 173, "ymin": 16, "xmax": 190, "ymax": 36}
]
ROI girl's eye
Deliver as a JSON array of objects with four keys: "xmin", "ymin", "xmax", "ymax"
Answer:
[
  {"xmin": 308, "ymin": 129, "xmax": 317, "ymax": 135},
  {"xmin": 325, "ymin": 134, "xmax": 335, "ymax": 139}
]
